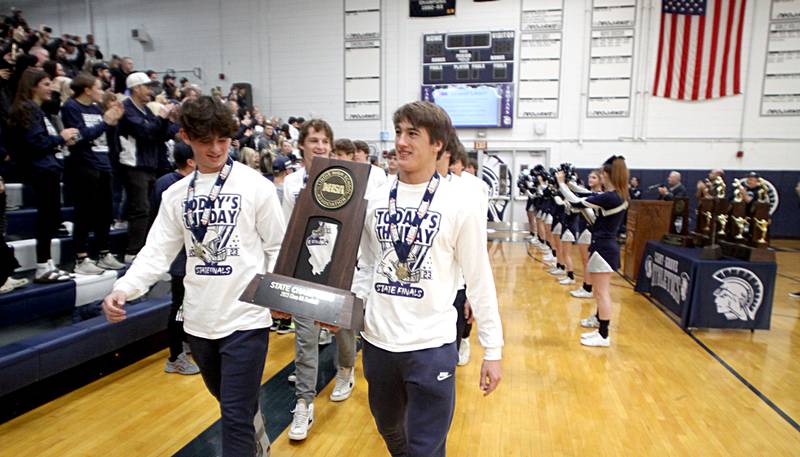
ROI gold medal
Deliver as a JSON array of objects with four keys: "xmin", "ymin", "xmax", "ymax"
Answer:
[{"xmin": 396, "ymin": 262, "xmax": 409, "ymax": 282}]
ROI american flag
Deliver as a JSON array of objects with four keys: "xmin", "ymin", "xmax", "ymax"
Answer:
[{"xmin": 652, "ymin": 0, "xmax": 747, "ymax": 100}]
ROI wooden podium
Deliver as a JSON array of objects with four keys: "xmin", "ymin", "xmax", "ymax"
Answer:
[{"xmin": 623, "ymin": 200, "xmax": 673, "ymax": 282}]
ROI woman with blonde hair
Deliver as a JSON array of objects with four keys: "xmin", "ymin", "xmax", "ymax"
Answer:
[
  {"xmin": 570, "ymin": 169, "xmax": 603, "ymax": 299},
  {"xmin": 557, "ymin": 156, "xmax": 629, "ymax": 347},
  {"xmin": 239, "ymin": 147, "xmax": 260, "ymax": 171}
]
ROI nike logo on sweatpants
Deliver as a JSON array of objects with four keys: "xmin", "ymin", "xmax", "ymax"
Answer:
[{"xmin": 437, "ymin": 372, "xmax": 452, "ymax": 381}]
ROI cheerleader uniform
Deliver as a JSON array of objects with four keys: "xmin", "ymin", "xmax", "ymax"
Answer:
[
  {"xmin": 568, "ymin": 182, "xmax": 596, "ymax": 245},
  {"xmin": 560, "ymin": 185, "xmax": 581, "ymax": 243},
  {"xmin": 559, "ymin": 182, "xmax": 628, "ymax": 272},
  {"xmin": 551, "ymin": 189, "xmax": 565, "ymax": 236}
]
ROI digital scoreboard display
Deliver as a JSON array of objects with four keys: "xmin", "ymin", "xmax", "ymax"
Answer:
[{"xmin": 421, "ymin": 31, "xmax": 515, "ymax": 128}]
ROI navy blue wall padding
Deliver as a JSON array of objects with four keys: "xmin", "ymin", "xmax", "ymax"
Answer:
[
  {"xmin": 0, "ymin": 282, "xmax": 75, "ymax": 328},
  {"xmin": 0, "ymin": 342, "xmax": 38, "ymax": 394},
  {"xmin": 0, "ymin": 296, "xmax": 171, "ymax": 397},
  {"xmin": 5, "ymin": 207, "xmax": 75, "ymax": 241},
  {"xmin": 574, "ymin": 168, "xmax": 800, "ymax": 238}
]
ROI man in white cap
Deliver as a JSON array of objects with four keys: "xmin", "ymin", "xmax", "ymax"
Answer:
[{"xmin": 117, "ymin": 72, "xmax": 177, "ymax": 262}]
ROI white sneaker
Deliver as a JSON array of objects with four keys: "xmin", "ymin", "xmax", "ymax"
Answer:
[
  {"xmin": 318, "ymin": 328, "xmax": 333, "ymax": 345},
  {"xmin": 287, "ymin": 372, "xmax": 297, "ymax": 383},
  {"xmin": 542, "ymin": 253, "xmax": 555, "ymax": 262},
  {"xmin": 124, "ymin": 254, "xmax": 137, "ymax": 264},
  {"xmin": 97, "ymin": 252, "xmax": 125, "ymax": 270},
  {"xmin": 458, "ymin": 338, "xmax": 471, "ymax": 366},
  {"xmin": 288, "ymin": 399, "xmax": 314, "ymax": 441},
  {"xmin": 548, "ymin": 267, "xmax": 565, "ymax": 276},
  {"xmin": 581, "ymin": 332, "xmax": 610, "ymax": 347},
  {"xmin": 74, "ymin": 258, "xmax": 105, "ymax": 275},
  {"xmin": 581, "ymin": 330, "xmax": 599, "ymax": 339},
  {"xmin": 0, "ymin": 276, "xmax": 28, "ymax": 293},
  {"xmin": 164, "ymin": 353, "xmax": 200, "ymax": 375},
  {"xmin": 330, "ymin": 367, "xmax": 355, "ymax": 402},
  {"xmin": 112, "ymin": 221, "xmax": 128, "ymax": 230},
  {"xmin": 570, "ymin": 288, "xmax": 594, "ymax": 299},
  {"xmin": 559, "ymin": 277, "xmax": 576, "ymax": 285},
  {"xmin": 580, "ymin": 315, "xmax": 600, "ymax": 328}
]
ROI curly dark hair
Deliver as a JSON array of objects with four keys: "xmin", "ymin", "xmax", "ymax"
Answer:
[{"xmin": 179, "ymin": 95, "xmax": 239, "ymax": 141}]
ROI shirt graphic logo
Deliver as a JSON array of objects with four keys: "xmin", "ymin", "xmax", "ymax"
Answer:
[
  {"xmin": 373, "ymin": 207, "xmax": 441, "ymax": 299},
  {"xmin": 437, "ymin": 372, "xmax": 452, "ymax": 381},
  {"xmin": 712, "ymin": 267, "xmax": 764, "ymax": 321},
  {"xmin": 183, "ymin": 193, "xmax": 242, "ymax": 276}
]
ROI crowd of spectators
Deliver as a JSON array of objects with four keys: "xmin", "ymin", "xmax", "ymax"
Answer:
[{"xmin": 0, "ymin": 9, "xmax": 384, "ymax": 290}]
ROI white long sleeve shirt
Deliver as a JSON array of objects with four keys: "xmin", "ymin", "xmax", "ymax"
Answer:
[
  {"xmin": 114, "ymin": 162, "xmax": 286, "ymax": 339},
  {"xmin": 353, "ymin": 175, "xmax": 504, "ymax": 360}
]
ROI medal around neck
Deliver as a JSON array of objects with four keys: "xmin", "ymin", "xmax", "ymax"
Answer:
[{"xmin": 239, "ymin": 158, "xmax": 371, "ymax": 330}]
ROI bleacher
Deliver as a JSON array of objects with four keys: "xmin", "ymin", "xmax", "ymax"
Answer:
[{"xmin": 0, "ymin": 184, "xmax": 172, "ymax": 398}]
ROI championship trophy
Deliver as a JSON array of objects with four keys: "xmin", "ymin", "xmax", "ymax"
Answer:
[
  {"xmin": 239, "ymin": 158, "xmax": 371, "ymax": 330},
  {"xmin": 719, "ymin": 178, "xmax": 775, "ymax": 262},
  {"xmin": 661, "ymin": 197, "xmax": 693, "ymax": 246},
  {"xmin": 691, "ymin": 197, "xmax": 715, "ymax": 246},
  {"xmin": 699, "ymin": 198, "xmax": 723, "ymax": 260}
]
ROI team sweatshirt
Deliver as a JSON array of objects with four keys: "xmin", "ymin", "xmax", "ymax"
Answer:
[
  {"xmin": 353, "ymin": 175, "xmax": 504, "ymax": 360},
  {"xmin": 113, "ymin": 162, "xmax": 286, "ymax": 339}
]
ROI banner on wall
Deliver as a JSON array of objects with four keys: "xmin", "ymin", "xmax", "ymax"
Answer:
[{"xmin": 410, "ymin": 0, "xmax": 455, "ymax": 17}]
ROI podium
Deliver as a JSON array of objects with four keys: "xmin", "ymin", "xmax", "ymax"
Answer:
[{"xmin": 623, "ymin": 200, "xmax": 673, "ymax": 282}]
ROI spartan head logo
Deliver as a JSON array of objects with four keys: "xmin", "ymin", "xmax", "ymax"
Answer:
[
  {"xmin": 680, "ymin": 272, "xmax": 691, "ymax": 302},
  {"xmin": 712, "ymin": 267, "xmax": 764, "ymax": 321},
  {"xmin": 644, "ymin": 255, "xmax": 654, "ymax": 279}
]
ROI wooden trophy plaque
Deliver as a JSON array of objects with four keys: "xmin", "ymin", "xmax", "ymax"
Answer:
[
  {"xmin": 239, "ymin": 158, "xmax": 371, "ymax": 330},
  {"xmin": 662, "ymin": 197, "xmax": 693, "ymax": 247}
]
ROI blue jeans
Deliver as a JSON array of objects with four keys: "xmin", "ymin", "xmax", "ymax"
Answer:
[
  {"xmin": 187, "ymin": 328, "xmax": 269, "ymax": 457},
  {"xmin": 363, "ymin": 340, "xmax": 458, "ymax": 457}
]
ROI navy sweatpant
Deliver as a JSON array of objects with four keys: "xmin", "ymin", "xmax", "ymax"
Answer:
[
  {"xmin": 187, "ymin": 328, "xmax": 269, "ymax": 457},
  {"xmin": 363, "ymin": 340, "xmax": 458, "ymax": 457}
]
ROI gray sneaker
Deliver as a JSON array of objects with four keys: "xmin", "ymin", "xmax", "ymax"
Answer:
[
  {"xmin": 74, "ymin": 258, "xmax": 105, "ymax": 275},
  {"xmin": 97, "ymin": 252, "xmax": 125, "ymax": 270},
  {"xmin": 164, "ymin": 353, "xmax": 200, "ymax": 375}
]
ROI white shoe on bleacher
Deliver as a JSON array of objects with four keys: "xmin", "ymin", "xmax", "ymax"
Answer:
[
  {"xmin": 98, "ymin": 252, "xmax": 125, "ymax": 270},
  {"xmin": 112, "ymin": 221, "xmax": 128, "ymax": 230},
  {"xmin": 35, "ymin": 260, "xmax": 74, "ymax": 283},
  {"xmin": 124, "ymin": 254, "xmax": 137, "ymax": 264},
  {"xmin": 0, "ymin": 276, "xmax": 30, "ymax": 294},
  {"xmin": 0, "ymin": 276, "xmax": 29, "ymax": 293},
  {"xmin": 74, "ymin": 258, "xmax": 105, "ymax": 275}
]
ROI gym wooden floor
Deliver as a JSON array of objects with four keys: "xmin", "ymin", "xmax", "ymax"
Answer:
[{"xmin": 1, "ymin": 239, "xmax": 799, "ymax": 456}]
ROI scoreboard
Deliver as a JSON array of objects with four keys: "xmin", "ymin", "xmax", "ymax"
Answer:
[{"xmin": 421, "ymin": 31, "xmax": 515, "ymax": 128}]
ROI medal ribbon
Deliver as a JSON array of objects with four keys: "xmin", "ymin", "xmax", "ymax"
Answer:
[
  {"xmin": 388, "ymin": 172, "xmax": 441, "ymax": 265},
  {"xmin": 185, "ymin": 156, "xmax": 234, "ymax": 245}
]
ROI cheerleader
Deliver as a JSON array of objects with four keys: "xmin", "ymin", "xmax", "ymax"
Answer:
[
  {"xmin": 537, "ymin": 171, "xmax": 556, "ymax": 262},
  {"xmin": 557, "ymin": 156, "xmax": 629, "ymax": 347},
  {"xmin": 570, "ymin": 170, "xmax": 603, "ymax": 299},
  {"xmin": 556, "ymin": 165, "xmax": 581, "ymax": 286},
  {"xmin": 548, "ymin": 169, "xmax": 567, "ymax": 276}
]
